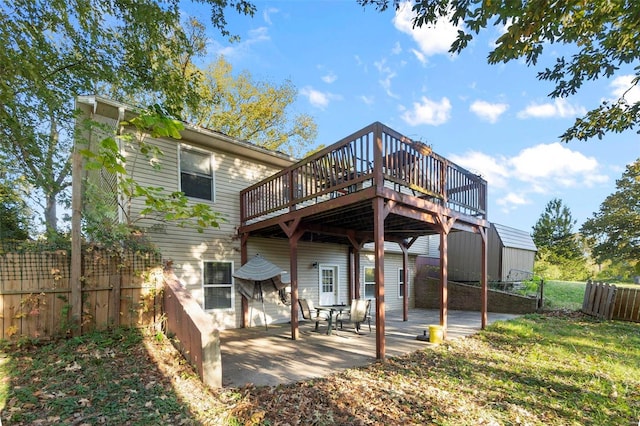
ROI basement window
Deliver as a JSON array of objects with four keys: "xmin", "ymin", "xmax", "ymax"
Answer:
[{"xmin": 203, "ymin": 261, "xmax": 234, "ymax": 310}]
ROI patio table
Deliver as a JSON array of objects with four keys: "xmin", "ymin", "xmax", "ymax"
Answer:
[{"xmin": 316, "ymin": 304, "xmax": 349, "ymax": 335}]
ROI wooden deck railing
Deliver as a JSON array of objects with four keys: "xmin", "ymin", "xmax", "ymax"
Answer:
[{"xmin": 240, "ymin": 122, "xmax": 487, "ymax": 224}]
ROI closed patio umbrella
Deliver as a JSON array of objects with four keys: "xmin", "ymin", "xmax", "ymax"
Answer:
[{"xmin": 233, "ymin": 254, "xmax": 290, "ymax": 330}]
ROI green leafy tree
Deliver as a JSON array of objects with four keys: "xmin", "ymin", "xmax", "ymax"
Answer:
[
  {"xmin": 184, "ymin": 56, "xmax": 317, "ymax": 158},
  {"xmin": 81, "ymin": 107, "xmax": 225, "ymax": 249},
  {"xmin": 0, "ymin": 174, "xmax": 31, "ymax": 242},
  {"xmin": 361, "ymin": 0, "xmax": 640, "ymax": 142},
  {"xmin": 533, "ymin": 199, "xmax": 582, "ymax": 260},
  {"xmin": 581, "ymin": 159, "xmax": 640, "ymax": 274},
  {"xmin": 532, "ymin": 198, "xmax": 587, "ymax": 280},
  {"xmin": 0, "ymin": 0, "xmax": 255, "ymax": 237}
]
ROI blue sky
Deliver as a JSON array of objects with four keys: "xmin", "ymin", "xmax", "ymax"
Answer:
[{"xmin": 185, "ymin": 0, "xmax": 639, "ymax": 234}]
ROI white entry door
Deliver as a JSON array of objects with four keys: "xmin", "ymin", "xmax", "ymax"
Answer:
[{"xmin": 319, "ymin": 265, "xmax": 338, "ymax": 306}]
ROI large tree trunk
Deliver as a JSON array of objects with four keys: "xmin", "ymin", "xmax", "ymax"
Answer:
[{"xmin": 45, "ymin": 192, "xmax": 58, "ymax": 235}]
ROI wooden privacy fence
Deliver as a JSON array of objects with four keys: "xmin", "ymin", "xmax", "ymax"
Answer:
[
  {"xmin": 582, "ymin": 280, "xmax": 640, "ymax": 322},
  {"xmin": 0, "ymin": 248, "xmax": 164, "ymax": 341}
]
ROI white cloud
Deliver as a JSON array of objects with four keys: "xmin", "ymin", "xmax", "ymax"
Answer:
[
  {"xmin": 374, "ymin": 58, "xmax": 398, "ymax": 98},
  {"xmin": 469, "ymin": 100, "xmax": 509, "ymax": 123},
  {"xmin": 509, "ymin": 143, "xmax": 607, "ymax": 187},
  {"xmin": 449, "ymin": 143, "xmax": 609, "ymax": 212},
  {"xmin": 360, "ymin": 95, "xmax": 374, "ymax": 105},
  {"xmin": 299, "ymin": 86, "xmax": 340, "ymax": 110},
  {"xmin": 212, "ymin": 27, "xmax": 270, "ymax": 57},
  {"xmin": 391, "ymin": 42, "xmax": 402, "ymax": 55},
  {"xmin": 496, "ymin": 192, "xmax": 530, "ymax": 213},
  {"xmin": 411, "ymin": 48, "xmax": 426, "ymax": 64},
  {"xmin": 393, "ymin": 1, "xmax": 460, "ymax": 59},
  {"xmin": 610, "ymin": 74, "xmax": 640, "ymax": 104},
  {"xmin": 322, "ymin": 72, "xmax": 337, "ymax": 84},
  {"xmin": 448, "ymin": 151, "xmax": 510, "ymax": 188},
  {"xmin": 401, "ymin": 96, "xmax": 451, "ymax": 126},
  {"xmin": 517, "ymin": 98, "xmax": 586, "ymax": 119},
  {"xmin": 263, "ymin": 7, "xmax": 278, "ymax": 25}
]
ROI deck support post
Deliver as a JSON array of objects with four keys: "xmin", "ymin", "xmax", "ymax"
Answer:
[
  {"xmin": 288, "ymin": 236, "xmax": 300, "ymax": 340},
  {"xmin": 439, "ymin": 229, "xmax": 448, "ymax": 337},
  {"xmin": 373, "ymin": 197, "xmax": 386, "ymax": 360},
  {"xmin": 399, "ymin": 243, "xmax": 409, "ymax": 322},
  {"xmin": 280, "ymin": 220, "xmax": 304, "ymax": 340},
  {"xmin": 240, "ymin": 234, "xmax": 249, "ymax": 328},
  {"xmin": 438, "ymin": 215, "xmax": 455, "ymax": 339},
  {"xmin": 347, "ymin": 231, "xmax": 364, "ymax": 301},
  {"xmin": 480, "ymin": 226, "xmax": 488, "ymax": 329}
]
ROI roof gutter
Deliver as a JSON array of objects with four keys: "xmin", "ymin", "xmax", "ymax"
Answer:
[{"xmin": 76, "ymin": 95, "xmax": 296, "ymax": 169}]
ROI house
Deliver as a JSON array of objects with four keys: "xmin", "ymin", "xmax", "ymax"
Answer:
[
  {"xmin": 76, "ymin": 95, "xmax": 490, "ymax": 360},
  {"xmin": 442, "ymin": 223, "xmax": 537, "ymax": 283}
]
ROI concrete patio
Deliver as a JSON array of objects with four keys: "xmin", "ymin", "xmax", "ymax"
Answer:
[{"xmin": 220, "ymin": 309, "xmax": 520, "ymax": 388}]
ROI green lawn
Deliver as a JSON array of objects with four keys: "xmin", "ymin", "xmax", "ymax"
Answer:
[
  {"xmin": 542, "ymin": 280, "xmax": 587, "ymax": 310},
  {"xmin": 2, "ymin": 311, "xmax": 640, "ymax": 425}
]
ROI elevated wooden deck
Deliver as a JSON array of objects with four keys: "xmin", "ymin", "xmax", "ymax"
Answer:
[
  {"xmin": 240, "ymin": 122, "xmax": 487, "ymax": 244},
  {"xmin": 238, "ymin": 122, "xmax": 490, "ymax": 360}
]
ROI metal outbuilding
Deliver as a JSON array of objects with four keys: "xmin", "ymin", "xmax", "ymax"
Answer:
[{"xmin": 446, "ymin": 223, "xmax": 537, "ymax": 283}]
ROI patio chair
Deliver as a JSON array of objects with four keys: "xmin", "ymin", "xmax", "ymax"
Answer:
[
  {"xmin": 298, "ymin": 298, "xmax": 331, "ymax": 333},
  {"xmin": 337, "ymin": 299, "xmax": 372, "ymax": 333}
]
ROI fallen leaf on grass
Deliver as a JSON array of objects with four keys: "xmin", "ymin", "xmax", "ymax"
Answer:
[{"xmin": 64, "ymin": 361, "xmax": 82, "ymax": 372}]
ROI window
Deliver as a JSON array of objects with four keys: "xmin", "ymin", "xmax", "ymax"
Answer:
[
  {"xmin": 180, "ymin": 146, "xmax": 214, "ymax": 201},
  {"xmin": 398, "ymin": 268, "xmax": 407, "ymax": 298},
  {"xmin": 203, "ymin": 261, "xmax": 233, "ymax": 310},
  {"xmin": 364, "ymin": 267, "xmax": 375, "ymax": 299}
]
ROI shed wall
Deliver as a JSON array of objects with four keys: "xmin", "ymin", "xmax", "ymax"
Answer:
[{"xmin": 447, "ymin": 228, "xmax": 501, "ymax": 282}]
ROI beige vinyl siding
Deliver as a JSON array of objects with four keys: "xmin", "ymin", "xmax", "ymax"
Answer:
[
  {"xmin": 240, "ymin": 239, "xmax": 417, "ymax": 328},
  {"xmin": 359, "ymin": 252, "xmax": 415, "ymax": 313},
  {"xmin": 362, "ymin": 235, "xmax": 432, "ymax": 255},
  {"xmin": 109, "ymin": 129, "xmax": 286, "ymax": 329},
  {"xmin": 245, "ymin": 238, "xmax": 351, "ymax": 328},
  {"xmin": 425, "ymin": 234, "xmax": 440, "ymax": 258},
  {"xmin": 87, "ymin": 106, "xmax": 420, "ymax": 329}
]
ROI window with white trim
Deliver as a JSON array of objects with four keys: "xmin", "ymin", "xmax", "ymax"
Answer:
[
  {"xmin": 364, "ymin": 266, "xmax": 375, "ymax": 299},
  {"xmin": 203, "ymin": 261, "xmax": 233, "ymax": 310},
  {"xmin": 398, "ymin": 268, "xmax": 407, "ymax": 298},
  {"xmin": 180, "ymin": 145, "xmax": 214, "ymax": 201}
]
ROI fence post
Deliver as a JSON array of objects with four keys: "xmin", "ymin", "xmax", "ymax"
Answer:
[
  {"xmin": 70, "ymin": 146, "xmax": 83, "ymax": 336},
  {"xmin": 604, "ymin": 284, "xmax": 617, "ymax": 320}
]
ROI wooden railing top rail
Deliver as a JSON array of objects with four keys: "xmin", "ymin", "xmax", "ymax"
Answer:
[{"xmin": 240, "ymin": 122, "xmax": 487, "ymax": 224}]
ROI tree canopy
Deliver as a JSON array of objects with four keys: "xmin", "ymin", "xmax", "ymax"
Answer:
[
  {"xmin": 360, "ymin": 0, "xmax": 640, "ymax": 142},
  {"xmin": 0, "ymin": 0, "xmax": 255, "ymax": 236},
  {"xmin": 184, "ymin": 56, "xmax": 317, "ymax": 158},
  {"xmin": 0, "ymin": 176, "xmax": 30, "ymax": 242},
  {"xmin": 532, "ymin": 198, "xmax": 583, "ymax": 260},
  {"xmin": 531, "ymin": 198, "xmax": 587, "ymax": 280},
  {"xmin": 580, "ymin": 159, "xmax": 640, "ymax": 271}
]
